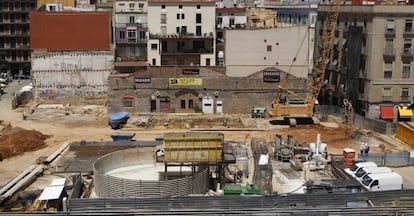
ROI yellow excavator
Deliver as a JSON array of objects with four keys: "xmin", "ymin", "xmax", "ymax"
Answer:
[{"xmin": 268, "ymin": 1, "xmax": 341, "ymax": 122}]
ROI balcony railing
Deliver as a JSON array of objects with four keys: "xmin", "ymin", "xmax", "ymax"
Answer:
[
  {"xmin": 402, "ymin": 48, "xmax": 414, "ymax": 62},
  {"xmin": 149, "ymin": 32, "xmax": 214, "ymax": 39},
  {"xmin": 115, "ymin": 23, "xmax": 148, "ymax": 29},
  {"xmin": 384, "ymin": 28, "xmax": 395, "ymax": 38},
  {"xmin": 404, "ymin": 27, "xmax": 414, "ymax": 38},
  {"xmin": 161, "ymin": 48, "xmax": 213, "ymax": 54}
]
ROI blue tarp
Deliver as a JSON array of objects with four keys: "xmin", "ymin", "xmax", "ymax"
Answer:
[{"xmin": 108, "ymin": 111, "xmax": 130, "ymax": 129}]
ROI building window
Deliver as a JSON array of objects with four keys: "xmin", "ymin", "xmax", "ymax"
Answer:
[
  {"xmin": 179, "ymin": 4, "xmax": 183, "ymax": 9},
  {"xmin": 181, "ymin": 26, "xmax": 187, "ymax": 34},
  {"xmin": 382, "ymin": 87, "xmax": 392, "ymax": 101},
  {"xmin": 127, "ymin": 30, "xmax": 136, "ymax": 42},
  {"xmin": 139, "ymin": 3, "xmax": 144, "ymax": 9},
  {"xmin": 386, "ymin": 19, "xmax": 394, "ymax": 33},
  {"xmin": 403, "ymin": 39, "xmax": 412, "ymax": 54},
  {"xmin": 181, "ymin": 100, "xmax": 186, "ymax": 109},
  {"xmin": 405, "ymin": 19, "xmax": 413, "ymax": 32},
  {"xmin": 129, "ymin": 3, "xmax": 134, "ymax": 9},
  {"xmin": 196, "ymin": 14, "xmax": 202, "ymax": 24},
  {"xmin": 119, "ymin": 31, "xmax": 125, "ymax": 39},
  {"xmin": 151, "ymin": 43, "xmax": 158, "ymax": 50},
  {"xmin": 181, "ymin": 14, "xmax": 185, "ymax": 19},
  {"xmin": 196, "ymin": 26, "xmax": 201, "ymax": 36},
  {"xmin": 161, "ymin": 26, "xmax": 167, "ymax": 36},
  {"xmin": 197, "ymin": 5, "xmax": 201, "ymax": 9},
  {"xmin": 161, "ymin": 14, "xmax": 167, "ymax": 24},
  {"xmin": 385, "ymin": 39, "xmax": 394, "ymax": 54},
  {"xmin": 384, "ymin": 62, "xmax": 392, "ymax": 79},
  {"xmin": 206, "ymin": 58, "xmax": 211, "ymax": 66},
  {"xmin": 119, "ymin": 3, "xmax": 125, "ymax": 6},
  {"xmin": 161, "ymin": 4, "xmax": 165, "ymax": 9},
  {"xmin": 402, "ymin": 63, "xmax": 411, "ymax": 79},
  {"xmin": 267, "ymin": 45, "xmax": 272, "ymax": 52},
  {"xmin": 177, "ymin": 13, "xmax": 180, "ymax": 19},
  {"xmin": 152, "ymin": 58, "xmax": 156, "ymax": 65},
  {"xmin": 176, "ymin": 27, "xmax": 180, "ymax": 33},
  {"xmin": 189, "ymin": 99, "xmax": 194, "ymax": 108},
  {"xmin": 129, "ymin": 16, "xmax": 135, "ymax": 23},
  {"xmin": 401, "ymin": 87, "xmax": 410, "ymax": 100},
  {"xmin": 123, "ymin": 100, "xmax": 133, "ymax": 108},
  {"xmin": 230, "ymin": 17, "xmax": 235, "ymax": 27}
]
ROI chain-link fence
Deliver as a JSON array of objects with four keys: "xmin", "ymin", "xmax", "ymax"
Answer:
[{"xmin": 359, "ymin": 152, "xmax": 414, "ymax": 167}]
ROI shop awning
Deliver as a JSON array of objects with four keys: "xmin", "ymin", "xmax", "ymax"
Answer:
[
  {"xmin": 380, "ymin": 106, "xmax": 394, "ymax": 120},
  {"xmin": 398, "ymin": 106, "xmax": 413, "ymax": 118}
]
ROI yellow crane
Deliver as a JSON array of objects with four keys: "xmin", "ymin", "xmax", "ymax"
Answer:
[{"xmin": 268, "ymin": 1, "xmax": 342, "ymax": 120}]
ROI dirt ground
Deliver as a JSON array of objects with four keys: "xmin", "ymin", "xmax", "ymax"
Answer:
[{"xmin": 0, "ymin": 81, "xmax": 411, "ymax": 188}]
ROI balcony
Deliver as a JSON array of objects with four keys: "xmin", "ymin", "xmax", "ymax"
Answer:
[
  {"xmin": 5, "ymin": 56, "xmax": 31, "ymax": 63},
  {"xmin": 115, "ymin": 23, "xmax": 148, "ymax": 29},
  {"xmin": 402, "ymin": 48, "xmax": 414, "ymax": 62},
  {"xmin": 403, "ymin": 27, "xmax": 414, "ymax": 38},
  {"xmin": 161, "ymin": 48, "xmax": 213, "ymax": 55},
  {"xmin": 384, "ymin": 29, "xmax": 395, "ymax": 38},
  {"xmin": 383, "ymin": 48, "xmax": 395, "ymax": 61},
  {"xmin": 149, "ymin": 32, "xmax": 214, "ymax": 39},
  {"xmin": 116, "ymin": 38, "xmax": 146, "ymax": 44}
]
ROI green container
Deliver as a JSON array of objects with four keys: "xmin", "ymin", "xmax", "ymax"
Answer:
[
  {"xmin": 251, "ymin": 107, "xmax": 266, "ymax": 118},
  {"xmin": 223, "ymin": 184, "xmax": 261, "ymax": 195}
]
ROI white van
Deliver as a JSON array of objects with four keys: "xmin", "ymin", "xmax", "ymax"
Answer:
[
  {"xmin": 344, "ymin": 161, "xmax": 377, "ymax": 178},
  {"xmin": 361, "ymin": 172, "xmax": 403, "ymax": 192},
  {"xmin": 354, "ymin": 166, "xmax": 393, "ymax": 182}
]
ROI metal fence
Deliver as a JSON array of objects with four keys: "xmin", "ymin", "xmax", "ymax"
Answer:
[{"xmin": 359, "ymin": 152, "xmax": 414, "ymax": 167}]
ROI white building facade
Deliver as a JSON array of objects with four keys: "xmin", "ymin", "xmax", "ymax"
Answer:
[{"xmin": 147, "ymin": 0, "xmax": 216, "ymax": 66}]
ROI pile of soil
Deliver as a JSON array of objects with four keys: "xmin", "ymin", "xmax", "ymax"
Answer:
[{"xmin": 0, "ymin": 128, "xmax": 50, "ymax": 160}]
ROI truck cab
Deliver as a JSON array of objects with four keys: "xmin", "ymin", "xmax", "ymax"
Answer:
[
  {"xmin": 344, "ymin": 161, "xmax": 377, "ymax": 178},
  {"xmin": 354, "ymin": 166, "xmax": 393, "ymax": 183},
  {"xmin": 361, "ymin": 172, "xmax": 403, "ymax": 192}
]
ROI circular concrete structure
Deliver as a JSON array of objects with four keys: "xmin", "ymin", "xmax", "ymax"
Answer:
[{"xmin": 93, "ymin": 148, "xmax": 209, "ymax": 198}]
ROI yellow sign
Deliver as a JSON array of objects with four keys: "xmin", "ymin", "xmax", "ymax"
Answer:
[{"xmin": 169, "ymin": 78, "xmax": 203, "ymax": 86}]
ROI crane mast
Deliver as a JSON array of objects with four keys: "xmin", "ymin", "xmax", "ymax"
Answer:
[
  {"xmin": 309, "ymin": 1, "xmax": 341, "ymax": 103},
  {"xmin": 268, "ymin": 1, "xmax": 341, "ymax": 119}
]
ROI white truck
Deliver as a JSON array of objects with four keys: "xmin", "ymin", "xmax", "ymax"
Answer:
[
  {"xmin": 354, "ymin": 166, "xmax": 393, "ymax": 183},
  {"xmin": 344, "ymin": 161, "xmax": 377, "ymax": 178},
  {"xmin": 361, "ymin": 172, "xmax": 403, "ymax": 192}
]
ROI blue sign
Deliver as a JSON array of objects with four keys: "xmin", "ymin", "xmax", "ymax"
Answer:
[
  {"xmin": 263, "ymin": 70, "xmax": 280, "ymax": 82},
  {"xmin": 134, "ymin": 77, "xmax": 151, "ymax": 84}
]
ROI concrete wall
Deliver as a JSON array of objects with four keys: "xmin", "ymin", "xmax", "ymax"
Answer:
[
  {"xmin": 108, "ymin": 67, "xmax": 308, "ymax": 114},
  {"xmin": 225, "ymin": 26, "xmax": 310, "ymax": 78},
  {"xmin": 32, "ymin": 51, "xmax": 114, "ymax": 99}
]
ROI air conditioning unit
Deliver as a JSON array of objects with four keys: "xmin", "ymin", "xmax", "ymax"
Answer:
[{"xmin": 116, "ymin": 57, "xmax": 122, "ymax": 62}]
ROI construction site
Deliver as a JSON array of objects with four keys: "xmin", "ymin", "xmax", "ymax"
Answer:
[
  {"xmin": 1, "ymin": 0, "xmax": 414, "ymax": 215},
  {"xmin": 1, "ymin": 80, "xmax": 414, "ymax": 215}
]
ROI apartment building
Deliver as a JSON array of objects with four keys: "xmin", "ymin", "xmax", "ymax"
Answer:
[
  {"xmin": 318, "ymin": 5, "xmax": 414, "ymax": 121},
  {"xmin": 0, "ymin": 0, "xmax": 37, "ymax": 77},
  {"xmin": 147, "ymin": 0, "xmax": 216, "ymax": 66},
  {"xmin": 114, "ymin": 0, "xmax": 148, "ymax": 63}
]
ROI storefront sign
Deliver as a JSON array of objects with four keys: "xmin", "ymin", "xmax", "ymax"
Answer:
[
  {"xmin": 182, "ymin": 68, "xmax": 200, "ymax": 75},
  {"xmin": 169, "ymin": 78, "xmax": 203, "ymax": 86},
  {"xmin": 134, "ymin": 77, "xmax": 151, "ymax": 84},
  {"xmin": 263, "ymin": 70, "xmax": 280, "ymax": 82}
]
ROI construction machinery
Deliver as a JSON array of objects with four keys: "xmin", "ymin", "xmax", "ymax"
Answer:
[{"xmin": 268, "ymin": 1, "xmax": 341, "ymax": 121}]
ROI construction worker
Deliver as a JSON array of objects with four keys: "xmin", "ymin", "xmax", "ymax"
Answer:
[{"xmin": 22, "ymin": 110, "xmax": 28, "ymax": 120}]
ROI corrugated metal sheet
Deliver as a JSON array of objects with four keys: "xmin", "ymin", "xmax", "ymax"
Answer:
[
  {"xmin": 163, "ymin": 132, "xmax": 223, "ymax": 163},
  {"xmin": 29, "ymin": 11, "xmax": 110, "ymax": 51}
]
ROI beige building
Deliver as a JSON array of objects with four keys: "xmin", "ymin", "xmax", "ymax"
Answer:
[
  {"xmin": 147, "ymin": 0, "xmax": 216, "ymax": 66},
  {"xmin": 225, "ymin": 25, "xmax": 314, "ymax": 78},
  {"xmin": 318, "ymin": 5, "xmax": 414, "ymax": 120}
]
